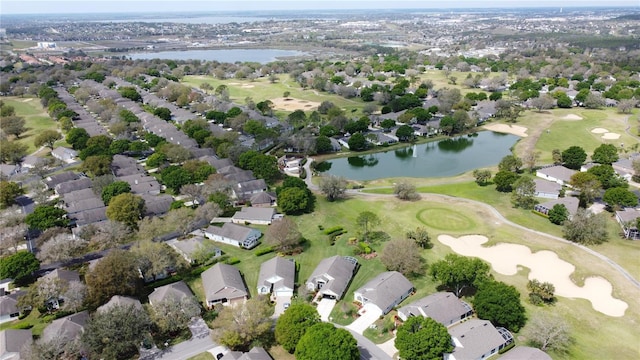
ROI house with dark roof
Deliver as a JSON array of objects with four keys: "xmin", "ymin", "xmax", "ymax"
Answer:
[
  {"xmin": 233, "ymin": 179, "xmax": 268, "ymax": 201},
  {"xmin": 499, "ymin": 346, "xmax": 552, "ymax": 360},
  {"xmin": 70, "ymin": 207, "xmax": 108, "ymax": 227},
  {"xmin": 97, "ymin": 295, "xmax": 143, "ymax": 313},
  {"xmin": 221, "ymin": 347, "xmax": 273, "ymax": 360},
  {"xmin": 41, "ymin": 311, "xmax": 88, "ymax": 343},
  {"xmin": 148, "ymin": 280, "xmax": 194, "ymax": 306},
  {"xmin": 204, "ymin": 223, "xmax": 262, "ymax": 249},
  {"xmin": 353, "ymin": 271, "xmax": 413, "ymax": 315},
  {"xmin": 397, "ymin": 292, "xmax": 473, "ymax": 326},
  {"xmin": 534, "ymin": 178, "xmax": 562, "ymax": 199},
  {"xmin": 615, "ymin": 208, "xmax": 640, "ymax": 240},
  {"xmin": 201, "ymin": 263, "xmax": 248, "ymax": 308},
  {"xmin": 306, "ymin": 255, "xmax": 358, "ymax": 300},
  {"xmin": 534, "ymin": 197, "xmax": 580, "ymax": 219},
  {"xmin": 44, "ymin": 171, "xmax": 79, "ymax": 190},
  {"xmin": 141, "ymin": 194, "xmax": 173, "ymax": 216},
  {"xmin": 257, "ymin": 257, "xmax": 295, "ymax": 297},
  {"xmin": 445, "ymin": 319, "xmax": 514, "ymax": 360},
  {"xmin": 117, "ymin": 174, "xmax": 161, "ymax": 195},
  {"xmin": 231, "ymin": 207, "xmax": 277, "ymax": 225},
  {"xmin": 536, "ymin": 165, "xmax": 577, "ymax": 186},
  {"xmin": 0, "ymin": 290, "xmax": 26, "ymax": 324},
  {"xmin": 0, "ymin": 329, "xmax": 32, "ymax": 359}
]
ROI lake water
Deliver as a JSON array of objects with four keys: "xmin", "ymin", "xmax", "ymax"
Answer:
[
  {"xmin": 128, "ymin": 49, "xmax": 307, "ymax": 64},
  {"xmin": 318, "ymin": 131, "xmax": 519, "ymax": 181}
]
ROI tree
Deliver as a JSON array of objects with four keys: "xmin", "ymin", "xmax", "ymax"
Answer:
[
  {"xmin": 584, "ymin": 92, "xmax": 606, "ymax": 109},
  {"xmin": 278, "ymin": 187, "xmax": 311, "ymax": 215},
  {"xmin": 591, "ymin": 144, "xmax": 619, "ymax": 165},
  {"xmin": 562, "ymin": 146, "xmax": 587, "ymax": 170},
  {"xmin": 26, "ymin": 332, "xmax": 83, "ymax": 360},
  {"xmin": 106, "ymin": 193, "xmax": 145, "ymax": 230},
  {"xmin": 356, "ymin": 211, "xmax": 380, "ymax": 242},
  {"xmin": 394, "ymin": 181, "xmax": 419, "ymax": 200},
  {"xmin": 493, "ymin": 170, "xmax": 519, "ymax": 192},
  {"xmin": 498, "ymin": 154, "xmax": 523, "ymax": 173},
  {"xmin": 429, "ymin": 254, "xmax": 491, "ymax": 297},
  {"xmin": 0, "ymin": 115, "xmax": 26, "ymax": 138},
  {"xmin": 151, "ymin": 294, "xmax": 201, "ymax": 336},
  {"xmin": 587, "ymin": 164, "xmax": 627, "ymax": 189},
  {"xmin": 65, "ymin": 127, "xmax": 90, "ymax": 150},
  {"xmin": 548, "ymin": 204, "xmax": 569, "ymax": 225},
  {"xmin": 563, "ymin": 209, "xmax": 608, "ymax": 245},
  {"xmin": 569, "ymin": 172, "xmax": 601, "ymax": 203},
  {"xmin": 212, "ymin": 297, "xmax": 273, "ymax": 351},
  {"xmin": 82, "ymin": 155, "xmax": 112, "ymax": 176},
  {"xmin": 37, "ymin": 233, "xmax": 87, "ymax": 264},
  {"xmin": 85, "ymin": 249, "xmax": 142, "ymax": 308},
  {"xmin": 275, "ymin": 303, "xmax": 320, "ymax": 353},
  {"xmin": 25, "ymin": 205, "xmax": 69, "ymax": 231},
  {"xmin": 473, "ymin": 169, "xmax": 492, "ymax": 185},
  {"xmin": 0, "ymin": 251, "xmax": 39, "ymax": 284},
  {"xmin": 34, "ymin": 130, "xmax": 62, "ymax": 150},
  {"xmin": 0, "ymin": 140, "xmax": 28, "ymax": 164},
  {"xmin": 0, "ymin": 181, "xmax": 22, "ymax": 209},
  {"xmin": 118, "ymin": 86, "xmax": 142, "ymax": 102},
  {"xmin": 265, "ymin": 217, "xmax": 303, "ymax": 254},
  {"xmin": 527, "ymin": 279, "xmax": 556, "ymax": 305},
  {"xmin": 526, "ymin": 313, "xmax": 571, "ymax": 352},
  {"xmin": 406, "ymin": 227, "xmax": 431, "ymax": 249},
  {"xmin": 83, "ymin": 304, "xmax": 151, "ymax": 359},
  {"xmin": 523, "ymin": 151, "xmax": 541, "ymax": 173},
  {"xmin": 603, "ymin": 187, "xmax": 638, "ymax": 209},
  {"xmin": 395, "ymin": 125, "xmax": 414, "ymax": 141},
  {"xmin": 473, "ymin": 280, "xmax": 527, "ymax": 332},
  {"xmin": 101, "ymin": 181, "xmax": 131, "ymax": 205},
  {"xmin": 318, "ymin": 175, "xmax": 347, "ymax": 201},
  {"xmin": 511, "ymin": 177, "xmax": 537, "ymax": 209},
  {"xmin": 395, "ymin": 316, "xmax": 453, "ymax": 360},
  {"xmin": 132, "ymin": 240, "xmax": 181, "ymax": 280},
  {"xmin": 530, "ymin": 94, "xmax": 555, "ymax": 112},
  {"xmin": 380, "ymin": 238, "xmax": 423, "ymax": 276},
  {"xmin": 153, "ymin": 107, "xmax": 172, "ymax": 121},
  {"xmin": 315, "ymin": 135, "xmax": 333, "ymax": 154},
  {"xmin": 294, "ymin": 323, "xmax": 359, "ymax": 360},
  {"xmin": 347, "ymin": 132, "xmax": 367, "ymax": 151},
  {"xmin": 617, "ymin": 99, "xmax": 638, "ymax": 114},
  {"xmin": 161, "ymin": 165, "xmax": 192, "ymax": 193},
  {"xmin": 380, "ymin": 119, "xmax": 396, "ymax": 131}
]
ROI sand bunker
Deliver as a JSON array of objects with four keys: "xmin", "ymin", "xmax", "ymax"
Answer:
[
  {"xmin": 591, "ymin": 128, "xmax": 608, "ymax": 134},
  {"xmin": 602, "ymin": 132, "xmax": 621, "ymax": 140},
  {"xmin": 241, "ymin": 84, "xmax": 255, "ymax": 88},
  {"xmin": 438, "ymin": 234, "xmax": 628, "ymax": 317},
  {"xmin": 483, "ymin": 124, "xmax": 528, "ymax": 137},
  {"xmin": 271, "ymin": 97, "xmax": 320, "ymax": 111},
  {"xmin": 562, "ymin": 114, "xmax": 583, "ymax": 120}
]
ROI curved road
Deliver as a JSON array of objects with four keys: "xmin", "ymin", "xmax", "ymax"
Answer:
[{"xmin": 304, "ymin": 157, "xmax": 640, "ymax": 290}]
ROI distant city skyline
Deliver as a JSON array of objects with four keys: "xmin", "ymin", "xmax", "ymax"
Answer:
[{"xmin": 2, "ymin": 0, "xmax": 639, "ymax": 15}]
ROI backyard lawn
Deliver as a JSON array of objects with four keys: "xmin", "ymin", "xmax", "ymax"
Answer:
[{"xmin": 1, "ymin": 96, "xmax": 61, "ymax": 154}]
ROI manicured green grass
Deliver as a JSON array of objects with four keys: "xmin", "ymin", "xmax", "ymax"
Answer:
[
  {"xmin": 187, "ymin": 352, "xmax": 215, "ymax": 360},
  {"xmin": 0, "ymin": 309, "xmax": 52, "ymax": 337},
  {"xmin": 1, "ymin": 96, "xmax": 59, "ymax": 154}
]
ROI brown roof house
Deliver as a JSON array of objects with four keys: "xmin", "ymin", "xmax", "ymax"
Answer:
[
  {"xmin": 353, "ymin": 271, "xmax": 413, "ymax": 315},
  {"xmin": 445, "ymin": 319, "xmax": 514, "ymax": 360},
  {"xmin": 397, "ymin": 292, "xmax": 474, "ymax": 327},
  {"xmin": 257, "ymin": 257, "xmax": 295, "ymax": 297},
  {"xmin": 201, "ymin": 263, "xmax": 248, "ymax": 308},
  {"xmin": 306, "ymin": 256, "xmax": 358, "ymax": 300},
  {"xmin": 0, "ymin": 329, "xmax": 32, "ymax": 360}
]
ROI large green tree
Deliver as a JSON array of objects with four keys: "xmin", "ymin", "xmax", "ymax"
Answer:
[
  {"xmin": 82, "ymin": 155, "xmax": 113, "ymax": 176},
  {"xmin": 591, "ymin": 144, "xmax": 619, "ymax": 164},
  {"xmin": 0, "ymin": 180, "xmax": 23, "ymax": 208},
  {"xmin": 294, "ymin": 323, "xmax": 359, "ymax": 360},
  {"xmin": 395, "ymin": 316, "xmax": 453, "ymax": 360},
  {"xmin": 34, "ymin": 130, "xmax": 62, "ymax": 150},
  {"xmin": 212, "ymin": 297, "xmax": 273, "ymax": 351},
  {"xmin": 498, "ymin": 155, "xmax": 523, "ymax": 173},
  {"xmin": 429, "ymin": 254, "xmax": 491, "ymax": 297},
  {"xmin": 563, "ymin": 209, "xmax": 608, "ymax": 245},
  {"xmin": 106, "ymin": 193, "xmax": 145, "ymax": 230},
  {"xmin": 347, "ymin": 132, "xmax": 368, "ymax": 151},
  {"xmin": 548, "ymin": 204, "xmax": 569, "ymax": 225},
  {"xmin": 278, "ymin": 187, "xmax": 311, "ymax": 215},
  {"xmin": 0, "ymin": 140, "xmax": 28, "ymax": 164},
  {"xmin": 0, "ymin": 115, "xmax": 26, "ymax": 138},
  {"xmin": 65, "ymin": 127, "xmax": 90, "ymax": 150},
  {"xmin": 473, "ymin": 280, "xmax": 527, "ymax": 332},
  {"xmin": 603, "ymin": 187, "xmax": 638, "ymax": 209},
  {"xmin": 493, "ymin": 170, "xmax": 519, "ymax": 192},
  {"xmin": 25, "ymin": 205, "xmax": 69, "ymax": 231},
  {"xmin": 275, "ymin": 303, "xmax": 320, "ymax": 353},
  {"xmin": 587, "ymin": 164, "xmax": 628, "ymax": 189},
  {"xmin": 101, "ymin": 181, "xmax": 131, "ymax": 205},
  {"xmin": 562, "ymin": 146, "xmax": 587, "ymax": 170},
  {"xmin": 85, "ymin": 249, "xmax": 142, "ymax": 308},
  {"xmin": 511, "ymin": 177, "xmax": 537, "ymax": 209},
  {"xmin": 0, "ymin": 251, "xmax": 40, "ymax": 284}
]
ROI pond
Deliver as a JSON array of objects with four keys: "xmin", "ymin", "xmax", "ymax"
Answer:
[
  {"xmin": 317, "ymin": 131, "xmax": 519, "ymax": 181},
  {"xmin": 128, "ymin": 49, "xmax": 307, "ymax": 64}
]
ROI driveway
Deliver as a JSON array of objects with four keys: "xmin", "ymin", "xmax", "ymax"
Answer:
[
  {"xmin": 346, "ymin": 304, "xmax": 383, "ymax": 334},
  {"xmin": 316, "ymin": 298, "xmax": 337, "ymax": 321},
  {"xmin": 377, "ymin": 338, "xmax": 398, "ymax": 359},
  {"xmin": 272, "ymin": 295, "xmax": 292, "ymax": 318}
]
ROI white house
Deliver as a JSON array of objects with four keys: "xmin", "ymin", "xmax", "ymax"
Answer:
[
  {"xmin": 231, "ymin": 207, "xmax": 278, "ymax": 225},
  {"xmin": 536, "ymin": 165, "xmax": 577, "ymax": 185},
  {"xmin": 257, "ymin": 257, "xmax": 295, "ymax": 297},
  {"xmin": 534, "ymin": 179, "xmax": 562, "ymax": 199},
  {"xmin": 445, "ymin": 319, "xmax": 514, "ymax": 360},
  {"xmin": 615, "ymin": 208, "xmax": 640, "ymax": 240},
  {"xmin": 204, "ymin": 223, "xmax": 262, "ymax": 249},
  {"xmin": 51, "ymin": 147, "xmax": 78, "ymax": 163},
  {"xmin": 353, "ymin": 271, "xmax": 413, "ymax": 315}
]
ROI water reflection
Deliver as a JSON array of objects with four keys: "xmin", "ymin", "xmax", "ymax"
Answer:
[
  {"xmin": 437, "ymin": 137, "xmax": 474, "ymax": 153},
  {"xmin": 315, "ymin": 161, "xmax": 332, "ymax": 172},
  {"xmin": 394, "ymin": 147, "xmax": 414, "ymax": 159},
  {"xmin": 347, "ymin": 155, "xmax": 379, "ymax": 167}
]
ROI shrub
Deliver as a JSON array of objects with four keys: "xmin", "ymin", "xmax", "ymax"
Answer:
[
  {"xmin": 255, "ymin": 247, "xmax": 275, "ymax": 256},
  {"xmin": 323, "ymin": 226, "xmax": 344, "ymax": 235},
  {"xmin": 225, "ymin": 257, "xmax": 240, "ymax": 265}
]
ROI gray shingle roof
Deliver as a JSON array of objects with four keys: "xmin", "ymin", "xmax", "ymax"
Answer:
[
  {"xmin": 41, "ymin": 310, "xmax": 88, "ymax": 342},
  {"xmin": 0, "ymin": 329, "xmax": 32, "ymax": 356},
  {"xmin": 45, "ymin": 172, "xmax": 80, "ymax": 190},
  {"xmin": 355, "ymin": 271, "xmax": 413, "ymax": 313},
  {"xmin": 231, "ymin": 207, "xmax": 275, "ymax": 223},
  {"xmin": 307, "ymin": 255, "xmax": 357, "ymax": 299},
  {"xmin": 62, "ymin": 188, "xmax": 98, "ymax": 203},
  {"xmin": 397, "ymin": 292, "xmax": 473, "ymax": 326},
  {"xmin": 499, "ymin": 346, "xmax": 552, "ymax": 360},
  {"xmin": 536, "ymin": 165, "xmax": 577, "ymax": 183},
  {"xmin": 97, "ymin": 295, "xmax": 143, "ymax": 313},
  {"xmin": 43, "ymin": 269, "xmax": 80, "ymax": 284},
  {"xmin": 148, "ymin": 280, "xmax": 194, "ymax": 305},
  {"xmin": 447, "ymin": 319, "xmax": 510, "ymax": 360},
  {"xmin": 201, "ymin": 263, "xmax": 248, "ymax": 304},
  {"xmin": 206, "ymin": 223, "xmax": 260, "ymax": 243},
  {"xmin": 257, "ymin": 257, "xmax": 295, "ymax": 293}
]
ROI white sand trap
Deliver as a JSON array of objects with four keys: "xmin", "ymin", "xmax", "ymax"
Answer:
[
  {"xmin": 602, "ymin": 132, "xmax": 621, "ymax": 140},
  {"xmin": 227, "ymin": 82, "xmax": 241, "ymax": 85},
  {"xmin": 591, "ymin": 128, "xmax": 608, "ymax": 134},
  {"xmin": 483, "ymin": 124, "xmax": 528, "ymax": 137},
  {"xmin": 438, "ymin": 235, "xmax": 628, "ymax": 317},
  {"xmin": 21, "ymin": 98, "xmax": 33, "ymax": 102},
  {"xmin": 562, "ymin": 114, "xmax": 582, "ymax": 120},
  {"xmin": 241, "ymin": 84, "xmax": 255, "ymax": 88},
  {"xmin": 271, "ymin": 97, "xmax": 320, "ymax": 111}
]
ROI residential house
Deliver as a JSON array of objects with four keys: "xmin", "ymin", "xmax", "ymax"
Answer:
[
  {"xmin": 41, "ymin": 269, "xmax": 80, "ymax": 310},
  {"xmin": 445, "ymin": 319, "xmax": 514, "ymax": 360},
  {"xmin": 51, "ymin": 147, "xmax": 78, "ymax": 163},
  {"xmin": 21, "ymin": 155, "xmax": 40, "ymax": 169},
  {"xmin": 0, "ymin": 290, "xmax": 26, "ymax": 324},
  {"xmin": 369, "ymin": 131, "xmax": 399, "ymax": 146},
  {"xmin": 397, "ymin": 292, "xmax": 474, "ymax": 326},
  {"xmin": 0, "ymin": 164, "xmax": 17, "ymax": 178},
  {"xmin": 306, "ymin": 255, "xmax": 358, "ymax": 300},
  {"xmin": 167, "ymin": 236, "xmax": 221, "ymax": 264},
  {"xmin": 204, "ymin": 223, "xmax": 262, "ymax": 249},
  {"xmin": 534, "ymin": 197, "xmax": 580, "ymax": 219},
  {"xmin": 534, "ymin": 179, "xmax": 562, "ymax": 199},
  {"xmin": 0, "ymin": 329, "xmax": 32, "ymax": 360},
  {"xmin": 249, "ymin": 192, "xmax": 276, "ymax": 207},
  {"xmin": 499, "ymin": 346, "xmax": 552, "ymax": 360},
  {"xmin": 97, "ymin": 295, "xmax": 143, "ymax": 313},
  {"xmin": 148, "ymin": 280, "xmax": 195, "ymax": 306},
  {"xmin": 220, "ymin": 347, "xmax": 273, "ymax": 360},
  {"xmin": 44, "ymin": 171, "xmax": 79, "ymax": 190},
  {"xmin": 615, "ymin": 208, "xmax": 640, "ymax": 240},
  {"xmin": 117, "ymin": 174, "xmax": 161, "ymax": 195},
  {"xmin": 231, "ymin": 207, "xmax": 277, "ymax": 225},
  {"xmin": 536, "ymin": 165, "xmax": 577, "ymax": 186},
  {"xmin": 71, "ymin": 207, "xmax": 108, "ymax": 227},
  {"xmin": 54, "ymin": 177, "xmax": 92, "ymax": 196},
  {"xmin": 353, "ymin": 271, "xmax": 413, "ymax": 315},
  {"xmin": 41, "ymin": 310, "xmax": 88, "ymax": 343},
  {"xmin": 201, "ymin": 263, "xmax": 248, "ymax": 308},
  {"xmin": 257, "ymin": 257, "xmax": 295, "ymax": 297},
  {"xmin": 233, "ymin": 179, "xmax": 268, "ymax": 201},
  {"xmin": 141, "ymin": 194, "xmax": 173, "ymax": 216}
]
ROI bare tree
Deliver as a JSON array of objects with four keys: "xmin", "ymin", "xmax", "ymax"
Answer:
[
  {"xmin": 530, "ymin": 94, "xmax": 555, "ymax": 112},
  {"xmin": 265, "ymin": 217, "xmax": 303, "ymax": 254},
  {"xmin": 394, "ymin": 181, "xmax": 420, "ymax": 201},
  {"xmin": 318, "ymin": 175, "xmax": 347, "ymax": 201},
  {"xmin": 617, "ymin": 99, "xmax": 638, "ymax": 114},
  {"xmin": 212, "ymin": 297, "xmax": 273, "ymax": 351},
  {"xmin": 526, "ymin": 313, "xmax": 571, "ymax": 352},
  {"xmin": 523, "ymin": 151, "xmax": 541, "ymax": 173},
  {"xmin": 380, "ymin": 238, "xmax": 423, "ymax": 276},
  {"xmin": 61, "ymin": 281, "xmax": 87, "ymax": 312},
  {"xmin": 37, "ymin": 233, "xmax": 87, "ymax": 264},
  {"xmin": 151, "ymin": 294, "xmax": 201, "ymax": 335},
  {"xmin": 194, "ymin": 202, "xmax": 222, "ymax": 224}
]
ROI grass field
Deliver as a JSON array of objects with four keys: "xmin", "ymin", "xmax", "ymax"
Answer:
[{"xmin": 1, "ymin": 96, "xmax": 62, "ymax": 154}]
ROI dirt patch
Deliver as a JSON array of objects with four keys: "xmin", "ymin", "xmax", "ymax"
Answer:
[
  {"xmin": 483, "ymin": 123, "xmax": 528, "ymax": 137},
  {"xmin": 438, "ymin": 234, "xmax": 628, "ymax": 317},
  {"xmin": 591, "ymin": 128, "xmax": 609, "ymax": 134},
  {"xmin": 562, "ymin": 114, "xmax": 583, "ymax": 120},
  {"xmin": 271, "ymin": 97, "xmax": 320, "ymax": 111}
]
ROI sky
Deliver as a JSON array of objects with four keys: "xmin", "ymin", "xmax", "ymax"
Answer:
[{"xmin": 1, "ymin": 0, "xmax": 639, "ymax": 14}]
